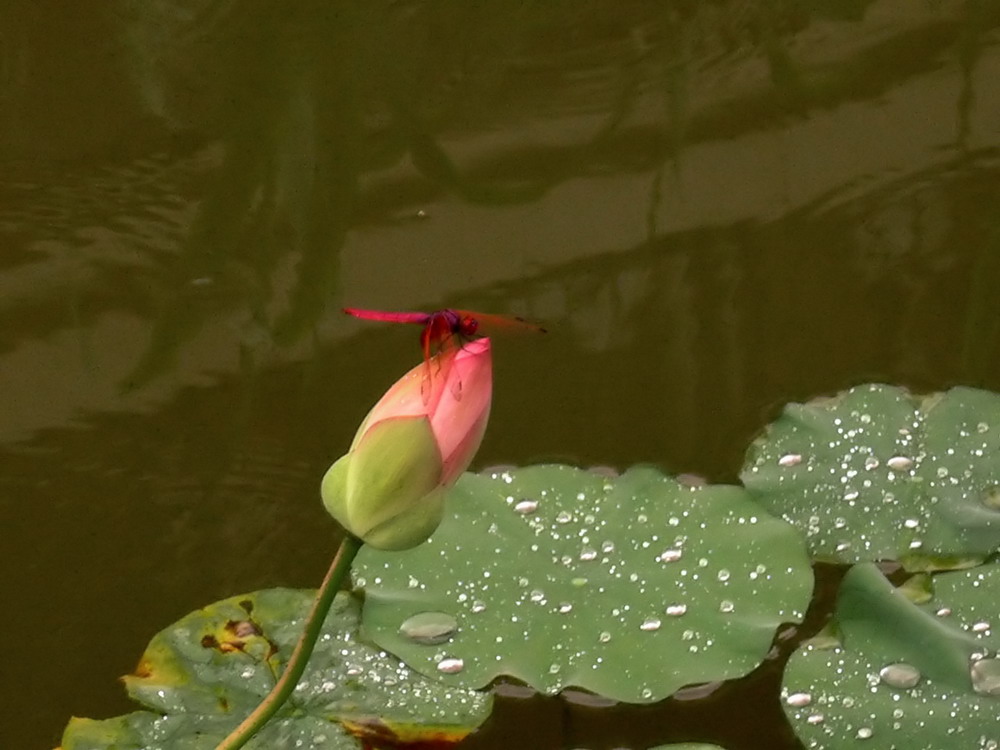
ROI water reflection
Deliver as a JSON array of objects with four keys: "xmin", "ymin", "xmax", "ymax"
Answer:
[{"xmin": 2, "ymin": 2, "xmax": 1000, "ymax": 749}]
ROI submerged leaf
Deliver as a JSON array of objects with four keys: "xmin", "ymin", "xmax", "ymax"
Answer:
[
  {"xmin": 354, "ymin": 465, "xmax": 812, "ymax": 703},
  {"xmin": 60, "ymin": 590, "xmax": 491, "ymax": 750},
  {"xmin": 782, "ymin": 562, "xmax": 1000, "ymax": 749},
  {"xmin": 742, "ymin": 384, "xmax": 1000, "ymax": 569}
]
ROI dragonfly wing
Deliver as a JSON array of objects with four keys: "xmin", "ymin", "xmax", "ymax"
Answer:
[
  {"xmin": 452, "ymin": 309, "xmax": 547, "ymax": 335},
  {"xmin": 343, "ymin": 308, "xmax": 431, "ymax": 325}
]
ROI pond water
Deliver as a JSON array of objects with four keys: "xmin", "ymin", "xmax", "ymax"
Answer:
[{"xmin": 2, "ymin": 2, "xmax": 999, "ymax": 748}]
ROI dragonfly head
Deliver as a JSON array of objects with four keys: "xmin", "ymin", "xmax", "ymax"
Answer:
[{"xmin": 458, "ymin": 315, "xmax": 479, "ymax": 337}]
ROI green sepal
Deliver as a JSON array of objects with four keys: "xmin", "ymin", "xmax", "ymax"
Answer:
[{"xmin": 322, "ymin": 416, "xmax": 447, "ymax": 550}]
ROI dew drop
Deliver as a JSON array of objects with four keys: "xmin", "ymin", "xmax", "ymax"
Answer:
[
  {"xmin": 778, "ymin": 453, "xmax": 803, "ymax": 467},
  {"xmin": 719, "ymin": 600, "xmax": 735, "ymax": 613},
  {"xmin": 972, "ymin": 621, "xmax": 992, "ymax": 633},
  {"xmin": 558, "ymin": 602, "xmax": 573, "ymax": 614},
  {"xmin": 571, "ymin": 577, "xmax": 588, "ymax": 587},
  {"xmin": 555, "ymin": 511, "xmax": 572, "ymax": 524},
  {"xmin": 903, "ymin": 518, "xmax": 920, "ymax": 529},
  {"xmin": 579, "ymin": 547, "xmax": 598, "ymax": 562},
  {"xmin": 879, "ymin": 662, "xmax": 921, "ymax": 689},
  {"xmin": 806, "ymin": 713, "xmax": 824, "ymax": 725},
  {"xmin": 529, "ymin": 589, "xmax": 546, "ymax": 603},
  {"xmin": 514, "ymin": 499, "xmax": 539, "ymax": 514},
  {"xmin": 399, "ymin": 612, "xmax": 458, "ymax": 645},
  {"xmin": 640, "ymin": 617, "xmax": 662, "ymax": 632},
  {"xmin": 598, "ymin": 631, "xmax": 612, "ymax": 643},
  {"xmin": 785, "ymin": 692, "xmax": 812, "ymax": 707},
  {"xmin": 666, "ymin": 603, "xmax": 687, "ymax": 617},
  {"xmin": 548, "ymin": 663, "xmax": 561, "ymax": 675},
  {"xmin": 935, "ymin": 607, "xmax": 952, "ymax": 617},
  {"xmin": 978, "ymin": 422, "xmax": 990, "ymax": 433},
  {"xmin": 887, "ymin": 456, "xmax": 914, "ymax": 471},
  {"xmin": 437, "ymin": 657, "xmax": 465, "ymax": 674},
  {"xmin": 864, "ymin": 456, "xmax": 880, "ymax": 470},
  {"xmin": 971, "ymin": 657, "xmax": 1000, "ymax": 695},
  {"xmin": 856, "ymin": 727, "xmax": 873, "ymax": 740},
  {"xmin": 659, "ymin": 548, "xmax": 683, "ymax": 563},
  {"xmin": 601, "ymin": 540, "xmax": 615, "ymax": 553},
  {"xmin": 470, "ymin": 600, "xmax": 486, "ymax": 614},
  {"xmin": 717, "ymin": 569, "xmax": 731, "ymax": 582},
  {"xmin": 936, "ymin": 466, "xmax": 950, "ymax": 478}
]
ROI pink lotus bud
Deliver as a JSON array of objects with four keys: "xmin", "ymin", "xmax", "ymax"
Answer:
[{"xmin": 322, "ymin": 339, "xmax": 492, "ymax": 550}]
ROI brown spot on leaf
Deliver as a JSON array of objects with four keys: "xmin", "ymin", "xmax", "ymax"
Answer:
[
  {"xmin": 131, "ymin": 658, "xmax": 154, "ymax": 679},
  {"xmin": 341, "ymin": 717, "xmax": 473, "ymax": 749}
]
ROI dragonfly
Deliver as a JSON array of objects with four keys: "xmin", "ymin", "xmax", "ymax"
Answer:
[{"xmin": 344, "ymin": 307, "xmax": 546, "ymax": 402}]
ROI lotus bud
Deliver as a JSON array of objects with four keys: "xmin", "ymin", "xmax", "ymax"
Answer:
[{"xmin": 322, "ymin": 338, "xmax": 492, "ymax": 550}]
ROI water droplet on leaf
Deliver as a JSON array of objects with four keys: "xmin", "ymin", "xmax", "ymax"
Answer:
[
  {"xmin": 879, "ymin": 662, "xmax": 921, "ymax": 689},
  {"xmin": 399, "ymin": 612, "xmax": 458, "ymax": 645},
  {"xmin": 437, "ymin": 657, "xmax": 465, "ymax": 674},
  {"xmin": 786, "ymin": 692, "xmax": 812, "ymax": 707},
  {"xmin": 971, "ymin": 657, "xmax": 1000, "ymax": 695},
  {"xmin": 659, "ymin": 548, "xmax": 683, "ymax": 563},
  {"xmin": 514, "ymin": 499, "xmax": 539, "ymax": 514}
]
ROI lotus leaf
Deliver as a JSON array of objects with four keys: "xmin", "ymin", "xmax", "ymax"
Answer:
[
  {"xmin": 742, "ymin": 384, "xmax": 1000, "ymax": 569},
  {"xmin": 782, "ymin": 562, "xmax": 1000, "ymax": 749},
  {"xmin": 59, "ymin": 589, "xmax": 491, "ymax": 749},
  {"xmin": 354, "ymin": 465, "xmax": 813, "ymax": 703}
]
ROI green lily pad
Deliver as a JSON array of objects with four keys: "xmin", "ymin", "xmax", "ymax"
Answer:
[
  {"xmin": 60, "ymin": 589, "xmax": 491, "ymax": 750},
  {"xmin": 60, "ymin": 711, "xmax": 350, "ymax": 750},
  {"xmin": 741, "ymin": 384, "xmax": 1000, "ymax": 569},
  {"xmin": 353, "ymin": 465, "xmax": 813, "ymax": 703},
  {"xmin": 781, "ymin": 562, "xmax": 1000, "ymax": 749}
]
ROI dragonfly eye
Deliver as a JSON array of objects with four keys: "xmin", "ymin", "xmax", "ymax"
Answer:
[{"xmin": 461, "ymin": 317, "xmax": 479, "ymax": 336}]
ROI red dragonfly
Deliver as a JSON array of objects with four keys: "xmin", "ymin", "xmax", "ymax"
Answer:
[{"xmin": 344, "ymin": 307, "xmax": 545, "ymax": 401}]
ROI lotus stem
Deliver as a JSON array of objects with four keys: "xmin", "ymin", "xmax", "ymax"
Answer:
[{"xmin": 216, "ymin": 534, "xmax": 364, "ymax": 750}]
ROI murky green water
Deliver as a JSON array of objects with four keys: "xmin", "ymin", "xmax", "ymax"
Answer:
[{"xmin": 3, "ymin": 2, "xmax": 1000, "ymax": 748}]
